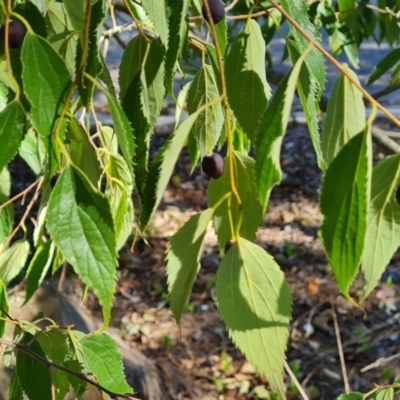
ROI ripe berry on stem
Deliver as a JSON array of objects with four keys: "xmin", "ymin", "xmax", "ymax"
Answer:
[
  {"xmin": 202, "ymin": 0, "xmax": 225, "ymax": 25},
  {"xmin": 0, "ymin": 20, "xmax": 26, "ymax": 49},
  {"xmin": 202, "ymin": 152, "xmax": 225, "ymax": 179}
]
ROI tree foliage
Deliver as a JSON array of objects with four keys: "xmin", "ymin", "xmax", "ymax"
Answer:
[{"xmin": 0, "ymin": 0, "xmax": 400, "ymax": 398}]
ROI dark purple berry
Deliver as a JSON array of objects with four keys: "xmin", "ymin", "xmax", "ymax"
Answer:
[
  {"xmin": 202, "ymin": 152, "xmax": 225, "ymax": 179},
  {"xmin": 202, "ymin": 0, "xmax": 225, "ymax": 25},
  {"xmin": 396, "ymin": 186, "xmax": 400, "ymax": 204},
  {"xmin": 0, "ymin": 21, "xmax": 26, "ymax": 49}
]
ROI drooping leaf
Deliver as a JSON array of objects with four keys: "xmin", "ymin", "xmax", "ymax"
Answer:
[
  {"xmin": 216, "ymin": 238, "xmax": 291, "ymax": 399},
  {"xmin": 255, "ymin": 47, "xmax": 308, "ymax": 209},
  {"xmin": 187, "ymin": 64, "xmax": 224, "ymax": 157},
  {"xmin": 335, "ymin": 394, "xmax": 364, "ymax": 400},
  {"xmin": 0, "ymin": 279, "xmax": 8, "ymax": 338},
  {"xmin": 47, "ymin": 165, "xmax": 117, "ymax": 326},
  {"xmin": 13, "ymin": 2, "xmax": 47, "ymax": 38},
  {"xmin": 280, "ymin": 0, "xmax": 326, "ymax": 94},
  {"xmin": 140, "ymin": 109, "xmax": 203, "ymax": 229},
  {"xmin": 320, "ymin": 129, "xmax": 371, "ymax": 297},
  {"xmin": 141, "ymin": 0, "xmax": 169, "ymax": 48},
  {"xmin": 165, "ymin": 0, "xmax": 190, "ymax": 94},
  {"xmin": 362, "ymin": 154, "xmax": 400, "ymax": 300},
  {"xmin": 19, "ymin": 129, "xmax": 46, "ymax": 175},
  {"xmin": 0, "ymin": 100, "xmax": 26, "ymax": 172},
  {"xmin": 119, "ymin": 35, "xmax": 165, "ymax": 191},
  {"xmin": 368, "ymin": 48, "xmax": 400, "ymax": 85},
  {"xmin": 167, "ymin": 209, "xmax": 214, "ymax": 324},
  {"xmin": 0, "ymin": 240, "xmax": 30, "ymax": 285},
  {"xmin": 45, "ymin": 2, "xmax": 78, "ymax": 71},
  {"xmin": 0, "ymin": 169, "xmax": 13, "ymax": 252},
  {"xmin": 69, "ymin": 118, "xmax": 101, "ymax": 186},
  {"xmin": 37, "ymin": 330, "xmax": 71, "ymax": 400},
  {"xmin": 208, "ymin": 152, "xmax": 264, "ymax": 252},
  {"xmin": 63, "ymin": 0, "xmax": 86, "ymax": 32},
  {"xmin": 105, "ymin": 92, "xmax": 135, "ymax": 171},
  {"xmin": 225, "ymin": 19, "xmax": 271, "ymax": 140},
  {"xmin": 321, "ymin": 66, "xmax": 366, "ymax": 166},
  {"xmin": 16, "ymin": 332, "xmax": 52, "ymax": 400},
  {"xmin": 77, "ymin": 0, "xmax": 105, "ymax": 108},
  {"xmin": 80, "ymin": 333, "xmax": 132, "ymax": 394},
  {"xmin": 21, "ymin": 33, "xmax": 71, "ymax": 138},
  {"xmin": 286, "ymin": 39, "xmax": 325, "ymax": 170},
  {"xmin": 24, "ymin": 241, "xmax": 55, "ymax": 305},
  {"xmin": 105, "ymin": 153, "xmax": 134, "ymax": 250},
  {"xmin": 9, "ymin": 372, "xmax": 24, "ymax": 400}
]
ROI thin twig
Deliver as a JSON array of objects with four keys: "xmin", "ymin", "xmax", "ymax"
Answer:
[
  {"xmin": 5, "ymin": 177, "xmax": 44, "ymax": 245},
  {"xmin": 361, "ymin": 352, "xmax": 400, "ymax": 373},
  {"xmin": 331, "ymin": 301, "xmax": 350, "ymax": 394},
  {"xmin": 284, "ymin": 361, "xmax": 310, "ymax": 400},
  {"xmin": 0, "ymin": 338, "xmax": 139, "ymax": 400},
  {"xmin": 0, "ymin": 178, "xmax": 42, "ymax": 211}
]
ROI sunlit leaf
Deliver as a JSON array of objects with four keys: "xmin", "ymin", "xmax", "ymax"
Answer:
[
  {"xmin": 321, "ymin": 66, "xmax": 366, "ymax": 166},
  {"xmin": 321, "ymin": 129, "xmax": 371, "ymax": 297},
  {"xmin": 216, "ymin": 238, "xmax": 291, "ymax": 399},
  {"xmin": 362, "ymin": 153, "xmax": 400, "ymax": 300},
  {"xmin": 47, "ymin": 165, "xmax": 116, "ymax": 326},
  {"xmin": 0, "ymin": 240, "xmax": 30, "ymax": 285},
  {"xmin": 167, "ymin": 209, "xmax": 214, "ymax": 324}
]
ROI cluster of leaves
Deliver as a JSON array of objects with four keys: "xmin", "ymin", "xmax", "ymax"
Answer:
[
  {"xmin": 0, "ymin": 0, "xmax": 400, "ymax": 398},
  {"xmin": 2, "ymin": 308, "xmax": 132, "ymax": 400}
]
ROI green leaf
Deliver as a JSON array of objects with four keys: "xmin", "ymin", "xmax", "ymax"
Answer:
[
  {"xmin": 47, "ymin": 165, "xmax": 117, "ymax": 326},
  {"xmin": 16, "ymin": 332, "xmax": 52, "ymax": 400},
  {"xmin": 321, "ymin": 66, "xmax": 366, "ymax": 166},
  {"xmin": 105, "ymin": 153, "xmax": 134, "ymax": 250},
  {"xmin": 167, "ymin": 209, "xmax": 214, "ymax": 324},
  {"xmin": 19, "ymin": 129, "xmax": 46, "ymax": 175},
  {"xmin": 45, "ymin": 2, "xmax": 78, "ymax": 71},
  {"xmin": 69, "ymin": 118, "xmax": 101, "ymax": 186},
  {"xmin": 24, "ymin": 241, "xmax": 55, "ymax": 305},
  {"xmin": 214, "ymin": 16, "xmax": 228, "ymax": 57},
  {"xmin": 13, "ymin": 2, "xmax": 47, "ymax": 38},
  {"xmin": 105, "ymin": 92, "xmax": 135, "ymax": 170},
  {"xmin": 80, "ymin": 333, "xmax": 132, "ymax": 394},
  {"xmin": 216, "ymin": 238, "xmax": 291, "ymax": 399},
  {"xmin": 0, "ymin": 279, "xmax": 8, "ymax": 338},
  {"xmin": 37, "ymin": 330, "xmax": 71, "ymax": 400},
  {"xmin": 0, "ymin": 169, "xmax": 13, "ymax": 251},
  {"xmin": 140, "ymin": 109, "xmax": 203, "ymax": 229},
  {"xmin": 287, "ymin": 39, "xmax": 325, "ymax": 170},
  {"xmin": 0, "ymin": 240, "xmax": 30, "ymax": 285},
  {"xmin": 208, "ymin": 152, "xmax": 264, "ymax": 252},
  {"xmin": 187, "ymin": 64, "xmax": 224, "ymax": 157},
  {"xmin": 9, "ymin": 372, "xmax": 24, "ymax": 400},
  {"xmin": 225, "ymin": 19, "xmax": 271, "ymax": 140},
  {"xmin": 374, "ymin": 388, "xmax": 394, "ymax": 400},
  {"xmin": 280, "ymin": 0, "xmax": 325, "ymax": 94},
  {"xmin": 164, "ymin": 0, "xmax": 190, "ymax": 94},
  {"xmin": 119, "ymin": 35, "xmax": 165, "ymax": 190},
  {"xmin": 362, "ymin": 154, "xmax": 400, "ymax": 300},
  {"xmin": 77, "ymin": 0, "xmax": 104, "ymax": 108},
  {"xmin": 0, "ymin": 100, "xmax": 26, "ymax": 172},
  {"xmin": 141, "ymin": 0, "xmax": 169, "ymax": 48},
  {"xmin": 335, "ymin": 394, "xmax": 364, "ymax": 400},
  {"xmin": 368, "ymin": 48, "xmax": 400, "ymax": 85},
  {"xmin": 255, "ymin": 49, "xmax": 308, "ymax": 209},
  {"xmin": 63, "ymin": 0, "xmax": 86, "ymax": 32},
  {"xmin": 21, "ymin": 33, "xmax": 71, "ymax": 138},
  {"xmin": 320, "ymin": 129, "xmax": 371, "ymax": 297}
]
